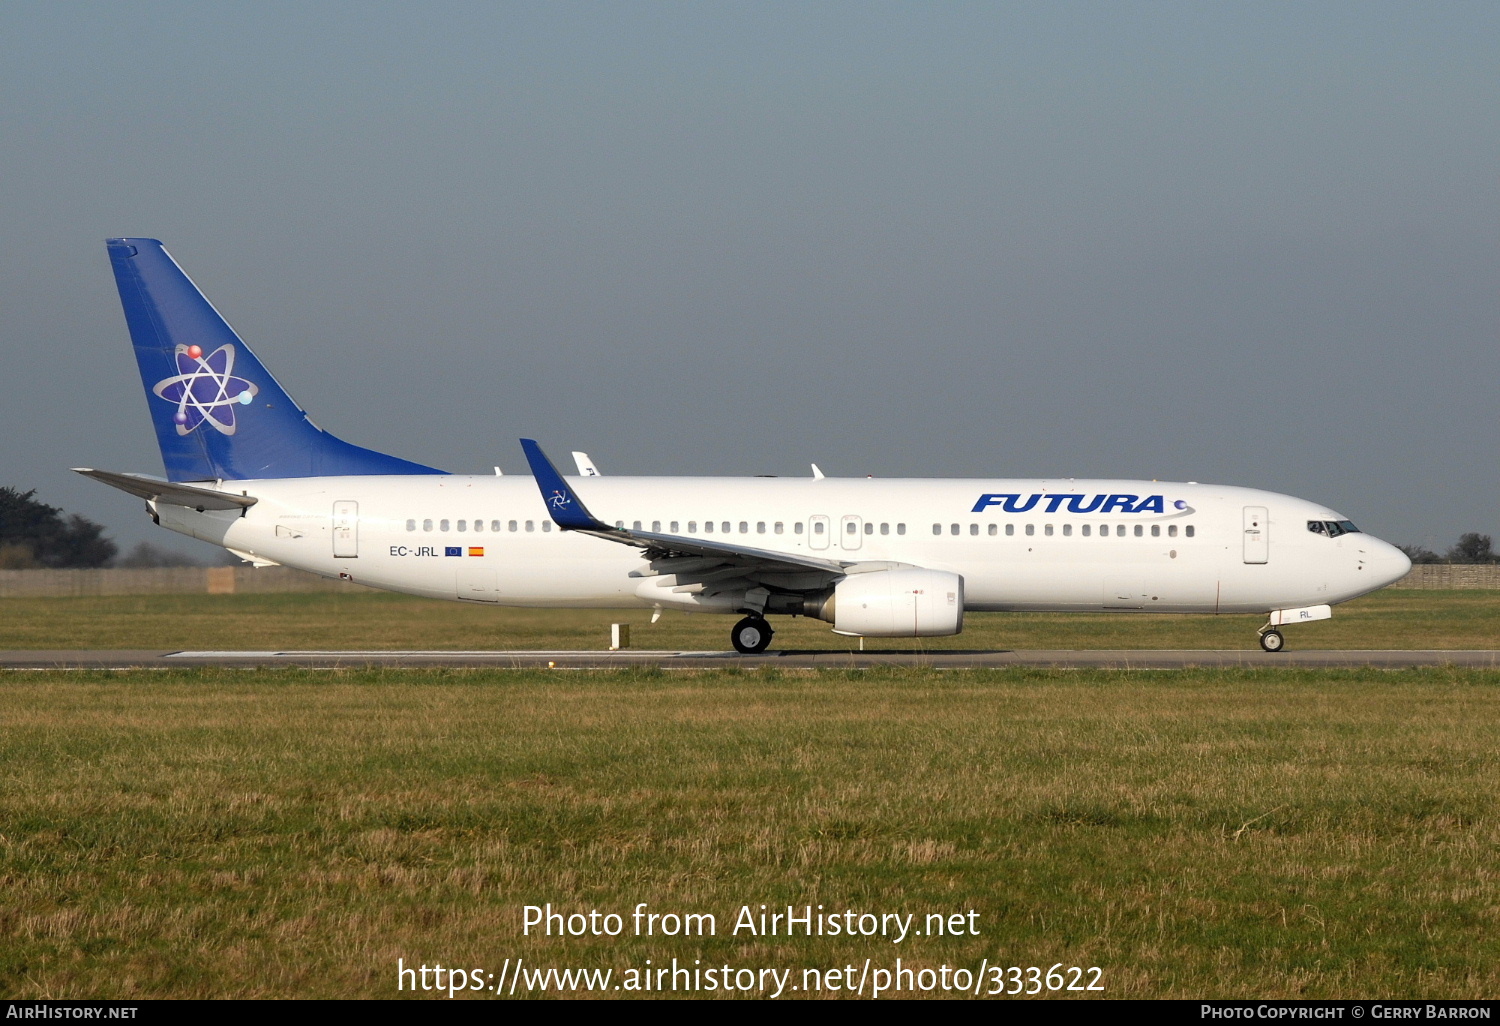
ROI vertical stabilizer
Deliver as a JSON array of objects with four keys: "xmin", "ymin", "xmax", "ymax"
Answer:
[{"xmin": 107, "ymin": 238, "xmax": 444, "ymax": 481}]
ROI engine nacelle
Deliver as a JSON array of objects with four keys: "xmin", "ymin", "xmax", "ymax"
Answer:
[{"xmin": 827, "ymin": 568, "xmax": 964, "ymax": 637}]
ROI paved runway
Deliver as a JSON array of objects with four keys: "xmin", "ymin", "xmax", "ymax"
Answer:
[{"xmin": 2, "ymin": 649, "xmax": 1498, "ymax": 670}]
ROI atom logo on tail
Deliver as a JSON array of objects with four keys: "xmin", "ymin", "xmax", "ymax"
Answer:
[{"xmin": 152, "ymin": 344, "xmax": 259, "ymax": 436}]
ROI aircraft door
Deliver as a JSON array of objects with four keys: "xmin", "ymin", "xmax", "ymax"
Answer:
[
  {"xmin": 841, "ymin": 515, "xmax": 863, "ymax": 551},
  {"xmin": 1243, "ymin": 506, "xmax": 1268, "ymax": 564},
  {"xmin": 808, "ymin": 515, "xmax": 830, "ymax": 550},
  {"xmin": 332, "ymin": 500, "xmax": 359, "ymax": 558}
]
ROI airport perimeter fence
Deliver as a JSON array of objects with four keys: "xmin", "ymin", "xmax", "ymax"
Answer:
[
  {"xmin": 0, "ymin": 567, "xmax": 374, "ymax": 597},
  {"xmin": 1387, "ymin": 564, "xmax": 1500, "ymax": 589},
  {"xmin": 0, "ymin": 565, "xmax": 1494, "ymax": 597}
]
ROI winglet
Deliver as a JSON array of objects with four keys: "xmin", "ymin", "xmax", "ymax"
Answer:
[{"xmin": 519, "ymin": 439, "xmax": 610, "ymax": 531}]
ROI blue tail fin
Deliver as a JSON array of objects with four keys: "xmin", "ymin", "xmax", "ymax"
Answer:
[{"xmin": 107, "ymin": 238, "xmax": 445, "ymax": 482}]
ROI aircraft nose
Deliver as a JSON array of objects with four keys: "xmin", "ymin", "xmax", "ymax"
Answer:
[{"xmin": 1366, "ymin": 538, "xmax": 1412, "ymax": 588}]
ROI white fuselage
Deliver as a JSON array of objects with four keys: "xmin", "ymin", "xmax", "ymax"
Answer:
[{"xmin": 151, "ymin": 475, "xmax": 1412, "ymax": 617}]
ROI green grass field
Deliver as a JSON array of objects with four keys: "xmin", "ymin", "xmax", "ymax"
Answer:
[
  {"xmin": 1, "ymin": 592, "xmax": 1497, "ymax": 999},
  {"xmin": 1, "ymin": 587, "xmax": 1496, "ymax": 651},
  {"xmin": 2, "ymin": 665, "xmax": 1500, "ymax": 999}
]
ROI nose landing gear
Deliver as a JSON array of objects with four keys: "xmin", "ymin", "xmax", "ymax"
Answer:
[
  {"xmin": 731, "ymin": 615, "xmax": 774, "ymax": 654},
  {"xmin": 1258, "ymin": 627, "xmax": 1285, "ymax": 653}
]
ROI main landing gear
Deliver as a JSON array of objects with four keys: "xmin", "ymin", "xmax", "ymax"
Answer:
[
  {"xmin": 731, "ymin": 615, "xmax": 775, "ymax": 654},
  {"xmin": 1258, "ymin": 627, "xmax": 1285, "ymax": 653}
]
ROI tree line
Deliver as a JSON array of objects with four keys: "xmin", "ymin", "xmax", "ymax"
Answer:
[
  {"xmin": 0, "ymin": 486, "xmax": 221, "ymax": 569},
  {"xmin": 1399, "ymin": 534, "xmax": 1496, "ymax": 565}
]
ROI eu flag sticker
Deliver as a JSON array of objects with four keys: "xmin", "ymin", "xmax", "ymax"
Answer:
[
  {"xmin": 468, "ymin": 547, "xmax": 485, "ymax": 557},
  {"xmin": 444, "ymin": 546, "xmax": 462, "ymax": 557}
]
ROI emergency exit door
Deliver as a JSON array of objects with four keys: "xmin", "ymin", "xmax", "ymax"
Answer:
[
  {"xmin": 808, "ymin": 515, "xmax": 830, "ymax": 550},
  {"xmin": 841, "ymin": 515, "xmax": 863, "ymax": 550},
  {"xmin": 1243, "ymin": 506, "xmax": 1268, "ymax": 564},
  {"xmin": 332, "ymin": 501, "xmax": 359, "ymax": 558}
]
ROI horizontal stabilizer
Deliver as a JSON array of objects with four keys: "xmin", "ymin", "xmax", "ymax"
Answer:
[{"xmin": 72, "ymin": 468, "xmax": 257, "ymax": 511}]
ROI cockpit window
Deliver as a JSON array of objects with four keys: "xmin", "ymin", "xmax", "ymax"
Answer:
[{"xmin": 1309, "ymin": 519, "xmax": 1361, "ymax": 538}]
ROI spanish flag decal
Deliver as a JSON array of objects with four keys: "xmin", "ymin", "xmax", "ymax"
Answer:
[{"xmin": 468, "ymin": 547, "xmax": 485, "ymax": 557}]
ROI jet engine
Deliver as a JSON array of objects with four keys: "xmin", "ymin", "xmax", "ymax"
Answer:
[{"xmin": 803, "ymin": 568, "xmax": 964, "ymax": 637}]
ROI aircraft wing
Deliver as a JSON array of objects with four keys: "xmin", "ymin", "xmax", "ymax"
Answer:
[
  {"xmin": 72, "ymin": 468, "xmax": 257, "ymax": 511},
  {"xmin": 519, "ymin": 439, "xmax": 864, "ymax": 577}
]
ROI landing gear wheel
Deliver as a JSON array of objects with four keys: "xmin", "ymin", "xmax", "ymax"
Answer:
[
  {"xmin": 731, "ymin": 616, "xmax": 774, "ymax": 654},
  {"xmin": 1259, "ymin": 629, "xmax": 1285, "ymax": 653}
]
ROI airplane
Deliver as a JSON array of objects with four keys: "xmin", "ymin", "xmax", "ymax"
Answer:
[{"xmin": 77, "ymin": 238, "xmax": 1412, "ymax": 654}]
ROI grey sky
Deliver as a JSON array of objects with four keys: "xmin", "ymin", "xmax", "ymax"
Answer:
[{"xmin": 2, "ymin": 1, "xmax": 1495, "ymax": 557}]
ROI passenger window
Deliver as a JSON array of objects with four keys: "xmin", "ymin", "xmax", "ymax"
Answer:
[
  {"xmin": 491, "ymin": 521, "xmax": 501, "ymax": 532},
  {"xmin": 473, "ymin": 520, "xmax": 483, "ymax": 533},
  {"xmin": 897, "ymin": 524, "xmax": 906, "ymax": 535},
  {"xmin": 1025, "ymin": 524, "xmax": 1034, "ymax": 536},
  {"xmin": 615, "ymin": 521, "xmax": 624, "ymax": 529},
  {"xmin": 988, "ymin": 524, "xmax": 997, "ymax": 536},
  {"xmin": 525, "ymin": 521, "xmax": 534, "ymax": 532},
  {"xmin": 740, "ymin": 522, "xmax": 748, "ymax": 534},
  {"xmin": 969, "ymin": 524, "xmax": 979, "ymax": 536},
  {"xmin": 1185, "ymin": 525, "xmax": 1195, "ymax": 538},
  {"xmin": 406, "ymin": 519, "xmax": 416, "ymax": 532},
  {"xmin": 757, "ymin": 522, "xmax": 766, "ymax": 534},
  {"xmin": 847, "ymin": 522, "xmax": 857, "ymax": 535},
  {"xmin": 1134, "ymin": 524, "xmax": 1143, "ymax": 537},
  {"xmin": 440, "ymin": 519, "xmax": 450, "ymax": 532},
  {"xmin": 1168, "ymin": 525, "xmax": 1177, "ymax": 537},
  {"xmin": 864, "ymin": 522, "xmax": 873, "ymax": 535},
  {"xmin": 632, "ymin": 521, "xmax": 642, "ymax": 531},
  {"xmin": 653, "ymin": 521, "xmax": 661, "ymax": 532},
  {"xmin": 722, "ymin": 522, "xmax": 730, "ymax": 534},
  {"xmin": 457, "ymin": 520, "xmax": 466, "ymax": 532},
  {"xmin": 814, "ymin": 522, "xmax": 825, "ymax": 535},
  {"xmin": 1044, "ymin": 525, "xmax": 1053, "ymax": 536},
  {"xmin": 775, "ymin": 522, "xmax": 784, "ymax": 534},
  {"xmin": 950, "ymin": 524, "xmax": 960, "ymax": 536},
  {"xmin": 508, "ymin": 520, "xmax": 518, "ymax": 532},
  {"xmin": 1066, "ymin": 525, "xmax": 1076, "ymax": 537},
  {"xmin": 880, "ymin": 523, "xmax": 889, "ymax": 535},
  {"xmin": 670, "ymin": 521, "xmax": 679, "ymax": 532},
  {"xmin": 1006, "ymin": 524, "xmax": 1015, "ymax": 536},
  {"xmin": 704, "ymin": 521, "xmax": 713, "ymax": 533},
  {"xmin": 689, "ymin": 522, "xmax": 698, "ymax": 533},
  {"xmin": 795, "ymin": 523, "xmax": 803, "ymax": 534},
  {"xmin": 932, "ymin": 524, "xmax": 942, "ymax": 536},
  {"xmin": 542, "ymin": 522, "xmax": 552, "ymax": 532},
  {"xmin": 1151, "ymin": 525, "xmax": 1160, "ymax": 537}
]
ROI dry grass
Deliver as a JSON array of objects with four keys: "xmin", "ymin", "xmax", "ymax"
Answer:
[{"xmin": 2, "ymin": 666, "xmax": 1500, "ymax": 999}]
